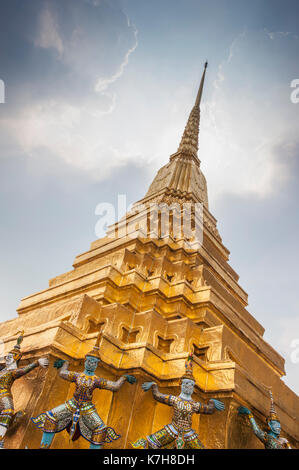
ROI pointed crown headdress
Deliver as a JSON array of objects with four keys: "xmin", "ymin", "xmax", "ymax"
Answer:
[
  {"xmin": 9, "ymin": 330, "xmax": 24, "ymax": 361},
  {"xmin": 181, "ymin": 353, "xmax": 195, "ymax": 382},
  {"xmin": 85, "ymin": 330, "xmax": 102, "ymax": 360},
  {"xmin": 267, "ymin": 389, "xmax": 279, "ymax": 424}
]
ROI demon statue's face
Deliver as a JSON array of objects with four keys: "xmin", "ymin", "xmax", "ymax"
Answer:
[
  {"xmin": 181, "ymin": 378, "xmax": 195, "ymax": 397},
  {"xmin": 268, "ymin": 419, "xmax": 281, "ymax": 435},
  {"xmin": 84, "ymin": 356, "xmax": 100, "ymax": 374}
]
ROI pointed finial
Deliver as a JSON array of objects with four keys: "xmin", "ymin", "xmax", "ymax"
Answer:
[
  {"xmin": 194, "ymin": 60, "xmax": 208, "ymax": 107},
  {"xmin": 181, "ymin": 352, "xmax": 196, "ymax": 382},
  {"xmin": 17, "ymin": 330, "xmax": 24, "ymax": 346},
  {"xmin": 177, "ymin": 60, "xmax": 208, "ymax": 158},
  {"xmin": 9, "ymin": 330, "xmax": 24, "ymax": 361},
  {"xmin": 267, "ymin": 388, "xmax": 279, "ymax": 423}
]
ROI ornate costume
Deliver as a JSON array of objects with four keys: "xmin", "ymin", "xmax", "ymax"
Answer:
[
  {"xmin": 0, "ymin": 362, "xmax": 38, "ymax": 429},
  {"xmin": 132, "ymin": 385, "xmax": 215, "ymax": 449},
  {"xmin": 132, "ymin": 353, "xmax": 222, "ymax": 449},
  {"xmin": 0, "ymin": 331, "xmax": 46, "ymax": 449},
  {"xmin": 238, "ymin": 390, "xmax": 291, "ymax": 449},
  {"xmin": 32, "ymin": 371, "xmax": 125, "ymax": 446},
  {"xmin": 31, "ymin": 332, "xmax": 135, "ymax": 448},
  {"xmin": 248, "ymin": 421, "xmax": 291, "ymax": 449}
]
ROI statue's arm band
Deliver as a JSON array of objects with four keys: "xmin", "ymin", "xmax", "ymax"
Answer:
[
  {"xmin": 59, "ymin": 370, "xmax": 77, "ymax": 382},
  {"xmin": 152, "ymin": 384, "xmax": 172, "ymax": 405},
  {"xmin": 248, "ymin": 415, "xmax": 266, "ymax": 441},
  {"xmin": 199, "ymin": 401, "xmax": 215, "ymax": 414},
  {"xmin": 102, "ymin": 376, "xmax": 126, "ymax": 391},
  {"xmin": 13, "ymin": 361, "xmax": 39, "ymax": 378}
]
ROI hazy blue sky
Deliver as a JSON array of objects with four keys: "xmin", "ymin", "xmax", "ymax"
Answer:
[{"xmin": 0, "ymin": 0, "xmax": 298, "ymax": 393}]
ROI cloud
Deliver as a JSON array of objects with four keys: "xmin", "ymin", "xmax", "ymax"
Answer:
[
  {"xmin": 0, "ymin": 4, "xmax": 298, "ymax": 200},
  {"xmin": 276, "ymin": 314, "xmax": 299, "ymax": 358},
  {"xmin": 0, "ymin": 0, "xmax": 139, "ymax": 179},
  {"xmin": 2, "ymin": 99, "xmax": 143, "ymax": 180},
  {"xmin": 274, "ymin": 314, "xmax": 299, "ymax": 392},
  {"xmin": 264, "ymin": 28, "xmax": 299, "ymax": 40},
  {"xmin": 34, "ymin": 6, "xmax": 64, "ymax": 55},
  {"xmin": 227, "ymin": 29, "xmax": 247, "ymax": 64},
  {"xmin": 200, "ymin": 29, "xmax": 299, "ymax": 203},
  {"xmin": 95, "ymin": 16, "xmax": 138, "ymax": 93}
]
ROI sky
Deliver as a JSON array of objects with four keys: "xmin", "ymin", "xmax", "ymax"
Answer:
[{"xmin": 0, "ymin": 0, "xmax": 298, "ymax": 393}]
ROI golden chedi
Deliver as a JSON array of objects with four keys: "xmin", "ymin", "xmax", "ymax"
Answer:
[{"xmin": 0, "ymin": 62, "xmax": 298, "ymax": 449}]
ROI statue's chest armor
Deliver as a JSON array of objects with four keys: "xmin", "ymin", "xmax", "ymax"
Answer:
[
  {"xmin": 265, "ymin": 435, "xmax": 284, "ymax": 449},
  {"xmin": 173, "ymin": 399, "xmax": 194, "ymax": 421},
  {"xmin": 75, "ymin": 375, "xmax": 96, "ymax": 399}
]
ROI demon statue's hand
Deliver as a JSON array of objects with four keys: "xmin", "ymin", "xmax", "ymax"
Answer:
[
  {"xmin": 238, "ymin": 406, "xmax": 252, "ymax": 415},
  {"xmin": 38, "ymin": 357, "xmax": 49, "ymax": 368},
  {"xmin": 54, "ymin": 359, "xmax": 65, "ymax": 369},
  {"xmin": 124, "ymin": 374, "xmax": 137, "ymax": 384},
  {"xmin": 142, "ymin": 381, "xmax": 156, "ymax": 392},
  {"xmin": 209, "ymin": 398, "xmax": 225, "ymax": 411}
]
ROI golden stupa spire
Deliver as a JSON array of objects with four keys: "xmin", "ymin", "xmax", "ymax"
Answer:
[{"xmin": 177, "ymin": 61, "xmax": 208, "ymax": 159}]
